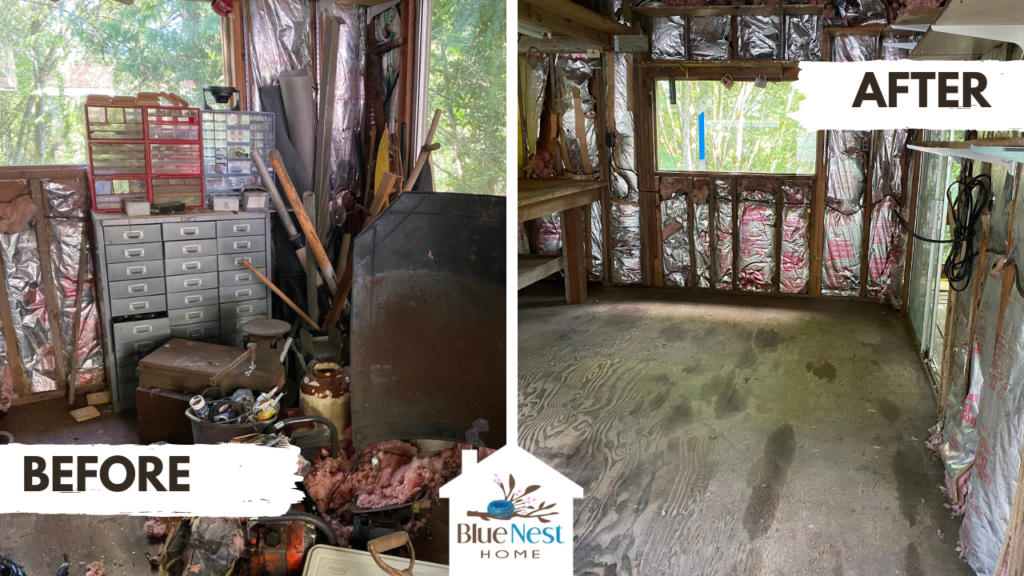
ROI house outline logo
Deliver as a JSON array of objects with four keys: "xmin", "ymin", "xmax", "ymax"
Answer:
[{"xmin": 440, "ymin": 445, "xmax": 584, "ymax": 575}]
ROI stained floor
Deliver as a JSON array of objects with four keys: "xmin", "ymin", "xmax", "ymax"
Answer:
[{"xmin": 518, "ymin": 283, "xmax": 974, "ymax": 576}]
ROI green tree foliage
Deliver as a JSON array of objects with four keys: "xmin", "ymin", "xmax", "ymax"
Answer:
[
  {"xmin": 427, "ymin": 0, "xmax": 505, "ymax": 195},
  {"xmin": 655, "ymin": 79, "xmax": 815, "ymax": 175},
  {"xmin": 0, "ymin": 0, "xmax": 223, "ymax": 165}
]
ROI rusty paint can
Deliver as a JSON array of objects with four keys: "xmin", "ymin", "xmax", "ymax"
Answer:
[{"xmin": 299, "ymin": 361, "xmax": 350, "ymax": 434}]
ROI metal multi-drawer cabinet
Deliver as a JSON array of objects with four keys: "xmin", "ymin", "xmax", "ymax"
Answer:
[{"xmin": 92, "ymin": 211, "xmax": 273, "ymax": 412}]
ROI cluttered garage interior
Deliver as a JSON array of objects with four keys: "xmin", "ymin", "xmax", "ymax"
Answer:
[
  {"xmin": 0, "ymin": 0, "xmax": 505, "ymax": 573},
  {"xmin": 516, "ymin": 0, "xmax": 1024, "ymax": 574}
]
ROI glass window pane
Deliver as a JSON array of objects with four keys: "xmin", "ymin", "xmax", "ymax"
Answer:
[{"xmin": 656, "ymin": 79, "xmax": 815, "ymax": 174}]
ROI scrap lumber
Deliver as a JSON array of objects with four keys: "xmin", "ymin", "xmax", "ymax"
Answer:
[
  {"xmin": 403, "ymin": 109, "xmax": 442, "ymax": 193},
  {"xmin": 86, "ymin": 391, "xmax": 110, "ymax": 406},
  {"xmin": 241, "ymin": 259, "xmax": 321, "ymax": 331},
  {"xmin": 70, "ymin": 405, "xmax": 101, "ymax": 423}
]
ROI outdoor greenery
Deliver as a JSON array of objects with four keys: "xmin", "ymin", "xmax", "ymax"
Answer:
[
  {"xmin": 427, "ymin": 0, "xmax": 505, "ymax": 195},
  {"xmin": 0, "ymin": 0, "xmax": 223, "ymax": 165},
  {"xmin": 655, "ymin": 79, "xmax": 815, "ymax": 175}
]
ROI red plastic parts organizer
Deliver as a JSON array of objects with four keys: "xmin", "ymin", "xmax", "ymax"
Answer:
[{"xmin": 85, "ymin": 104, "xmax": 204, "ymax": 212}]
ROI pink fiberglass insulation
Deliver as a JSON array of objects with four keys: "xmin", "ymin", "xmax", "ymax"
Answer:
[
  {"xmin": 86, "ymin": 561, "xmax": 105, "ymax": 576},
  {"xmin": 144, "ymin": 517, "xmax": 180, "ymax": 540},
  {"xmin": 303, "ymin": 431, "xmax": 494, "ymax": 548},
  {"xmin": 536, "ymin": 214, "xmax": 561, "ymax": 256},
  {"xmin": 714, "ymin": 179, "xmax": 734, "ymax": 290},
  {"xmin": 737, "ymin": 187, "xmax": 775, "ymax": 292},
  {"xmin": 780, "ymin": 182, "xmax": 810, "ymax": 294}
]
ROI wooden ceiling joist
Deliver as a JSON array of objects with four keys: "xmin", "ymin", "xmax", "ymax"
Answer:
[
  {"xmin": 520, "ymin": 0, "xmax": 639, "ymax": 36},
  {"xmin": 519, "ymin": 0, "xmax": 611, "ymax": 48},
  {"xmin": 632, "ymin": 4, "xmax": 823, "ymax": 17}
]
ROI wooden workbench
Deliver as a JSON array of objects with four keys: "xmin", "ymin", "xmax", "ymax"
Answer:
[{"xmin": 517, "ymin": 178, "xmax": 605, "ymax": 304}]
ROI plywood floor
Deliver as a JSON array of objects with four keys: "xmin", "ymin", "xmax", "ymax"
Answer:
[{"xmin": 519, "ymin": 283, "xmax": 974, "ymax": 576}]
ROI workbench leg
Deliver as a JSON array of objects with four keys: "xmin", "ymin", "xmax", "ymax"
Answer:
[{"xmin": 561, "ymin": 206, "xmax": 587, "ymax": 305}]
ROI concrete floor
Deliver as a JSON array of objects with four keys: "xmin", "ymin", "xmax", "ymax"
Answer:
[
  {"xmin": 0, "ymin": 399, "xmax": 158, "ymax": 574},
  {"xmin": 519, "ymin": 282, "xmax": 974, "ymax": 576}
]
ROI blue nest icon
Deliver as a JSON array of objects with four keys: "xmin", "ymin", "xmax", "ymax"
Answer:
[{"xmin": 487, "ymin": 499, "xmax": 516, "ymax": 519}]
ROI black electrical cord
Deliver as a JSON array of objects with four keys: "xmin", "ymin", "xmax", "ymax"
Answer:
[{"xmin": 893, "ymin": 173, "xmax": 991, "ymax": 293}]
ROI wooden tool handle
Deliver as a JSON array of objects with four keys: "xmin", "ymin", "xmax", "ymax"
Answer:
[
  {"xmin": 268, "ymin": 149, "xmax": 338, "ymax": 293},
  {"xmin": 240, "ymin": 259, "xmax": 321, "ymax": 331},
  {"xmin": 403, "ymin": 109, "xmax": 442, "ymax": 193},
  {"xmin": 367, "ymin": 531, "xmax": 415, "ymax": 576}
]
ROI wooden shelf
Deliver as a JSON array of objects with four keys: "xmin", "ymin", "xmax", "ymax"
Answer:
[
  {"xmin": 518, "ymin": 254, "xmax": 564, "ymax": 290},
  {"xmin": 633, "ymin": 4, "xmax": 823, "ymax": 17},
  {"xmin": 518, "ymin": 178, "xmax": 605, "ymax": 222},
  {"xmin": 909, "ymin": 28, "xmax": 1003, "ymax": 60}
]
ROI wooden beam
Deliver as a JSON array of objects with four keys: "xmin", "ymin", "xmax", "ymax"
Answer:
[
  {"xmin": 901, "ymin": 150, "xmax": 922, "ymax": 315},
  {"xmin": 520, "ymin": 0, "xmax": 640, "ymax": 36},
  {"xmin": 0, "ymin": 165, "xmax": 87, "ymax": 180},
  {"xmin": 519, "ymin": 1, "xmax": 611, "ymax": 48},
  {"xmin": 634, "ymin": 4, "xmax": 823, "ymax": 17},
  {"xmin": 0, "ymin": 235, "xmax": 28, "ymax": 398},
  {"xmin": 31, "ymin": 180, "xmax": 68, "ymax": 395},
  {"xmin": 561, "ymin": 205, "xmax": 588, "ymax": 304},
  {"xmin": 810, "ymin": 130, "xmax": 827, "ymax": 295},
  {"xmin": 860, "ymin": 132, "xmax": 876, "ymax": 298},
  {"xmin": 598, "ymin": 62, "xmax": 613, "ymax": 286},
  {"xmin": 640, "ymin": 63, "xmax": 802, "ymax": 81},
  {"xmin": 912, "ymin": 138, "xmax": 1024, "ymax": 149},
  {"xmin": 517, "ymin": 36, "xmax": 602, "ymax": 53}
]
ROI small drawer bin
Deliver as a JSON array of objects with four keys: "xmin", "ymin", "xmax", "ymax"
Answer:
[
  {"xmin": 220, "ymin": 298, "xmax": 268, "ymax": 320},
  {"xmin": 217, "ymin": 235, "xmax": 266, "ymax": 254},
  {"xmin": 164, "ymin": 239, "xmax": 217, "ymax": 258},
  {"xmin": 104, "ymin": 225, "xmax": 161, "ymax": 246},
  {"xmin": 216, "ymin": 219, "xmax": 265, "ymax": 237},
  {"xmin": 169, "ymin": 304, "xmax": 220, "ymax": 326},
  {"xmin": 167, "ymin": 288, "xmax": 219, "ymax": 310},
  {"xmin": 220, "ymin": 313, "xmax": 267, "ymax": 335},
  {"xmin": 162, "ymin": 221, "xmax": 216, "ymax": 241},
  {"xmin": 107, "ymin": 260, "xmax": 165, "ymax": 282},
  {"xmin": 166, "ymin": 272, "xmax": 218, "ymax": 293},
  {"xmin": 165, "ymin": 256, "xmax": 217, "ymax": 276},
  {"xmin": 108, "ymin": 278, "xmax": 166, "ymax": 300},
  {"xmin": 218, "ymin": 252, "xmax": 266, "ymax": 271},
  {"xmin": 110, "ymin": 294, "xmax": 167, "ymax": 317},
  {"xmin": 219, "ymin": 269, "xmax": 264, "ymax": 287},
  {"xmin": 170, "ymin": 321, "xmax": 221, "ymax": 340},
  {"xmin": 105, "ymin": 242, "xmax": 163, "ymax": 264},
  {"xmin": 219, "ymin": 284, "xmax": 267, "ymax": 304}
]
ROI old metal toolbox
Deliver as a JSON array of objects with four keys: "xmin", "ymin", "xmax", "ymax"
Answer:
[
  {"xmin": 136, "ymin": 386, "xmax": 194, "ymax": 445},
  {"xmin": 301, "ymin": 545, "xmax": 448, "ymax": 576},
  {"xmin": 137, "ymin": 338, "xmax": 280, "ymax": 394}
]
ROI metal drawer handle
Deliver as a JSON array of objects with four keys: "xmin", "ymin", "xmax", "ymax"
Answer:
[
  {"xmin": 185, "ymin": 278, "xmax": 202, "ymax": 287},
  {"xmin": 236, "ymin": 305, "xmax": 253, "ymax": 314},
  {"xmin": 183, "ymin": 244, "xmax": 201, "ymax": 254},
  {"xmin": 135, "ymin": 342, "xmax": 152, "ymax": 353},
  {"xmin": 130, "ymin": 301, "xmax": 149, "ymax": 311},
  {"xmin": 233, "ymin": 224, "xmax": 250, "ymax": 233},
  {"xmin": 123, "ymin": 230, "xmax": 144, "ymax": 240},
  {"xmin": 127, "ymin": 266, "xmax": 147, "ymax": 275},
  {"xmin": 124, "ymin": 248, "xmax": 145, "ymax": 258},
  {"xmin": 234, "ymin": 258, "xmax": 244, "ymax": 265},
  {"xmin": 236, "ymin": 273, "xmax": 251, "ymax": 282},
  {"xmin": 187, "ymin": 328, "xmax": 202, "ymax": 337},
  {"xmin": 235, "ymin": 289, "xmax": 251, "ymax": 298},
  {"xmin": 128, "ymin": 284, "xmax": 147, "ymax": 293},
  {"xmin": 185, "ymin": 295, "xmax": 202, "ymax": 304},
  {"xmin": 233, "ymin": 240, "xmax": 250, "ymax": 250},
  {"xmin": 180, "ymin": 226, "xmax": 199, "ymax": 236},
  {"xmin": 183, "ymin": 261, "xmax": 201, "ymax": 270},
  {"xmin": 186, "ymin": 311, "xmax": 203, "ymax": 320},
  {"xmin": 132, "ymin": 325, "xmax": 152, "ymax": 334}
]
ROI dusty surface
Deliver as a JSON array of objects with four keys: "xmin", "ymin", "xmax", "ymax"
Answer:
[
  {"xmin": 519, "ymin": 283, "xmax": 974, "ymax": 576},
  {"xmin": 0, "ymin": 398, "xmax": 156, "ymax": 574}
]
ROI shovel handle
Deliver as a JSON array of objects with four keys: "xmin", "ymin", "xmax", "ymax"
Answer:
[{"xmin": 368, "ymin": 531, "xmax": 415, "ymax": 576}]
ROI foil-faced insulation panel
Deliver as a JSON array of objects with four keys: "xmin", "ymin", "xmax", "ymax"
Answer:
[
  {"xmin": 520, "ymin": 52, "xmax": 550, "ymax": 158},
  {"xmin": 867, "ymin": 129, "xmax": 908, "ymax": 301},
  {"xmin": 738, "ymin": 184, "xmax": 776, "ymax": 292},
  {"xmin": 961, "ymin": 291, "xmax": 1024, "ymax": 576},
  {"xmin": 2, "ymin": 229, "xmax": 56, "ymax": 394},
  {"xmin": 690, "ymin": 16, "xmax": 731, "ymax": 61},
  {"xmin": 652, "ymin": 16, "xmax": 687, "ymax": 61},
  {"xmin": 832, "ymin": 34, "xmax": 878, "ymax": 63},
  {"xmin": 714, "ymin": 179, "xmax": 734, "ymax": 290},
  {"xmin": 612, "ymin": 201, "xmax": 642, "ymax": 284},
  {"xmin": 786, "ymin": 15, "xmax": 822, "ymax": 61},
  {"xmin": 661, "ymin": 180, "xmax": 690, "ymax": 287},
  {"xmin": 822, "ymin": 130, "xmax": 868, "ymax": 296},
  {"xmin": 738, "ymin": 15, "xmax": 780, "ymax": 60},
  {"xmin": 245, "ymin": 0, "xmax": 313, "ymax": 103},
  {"xmin": 693, "ymin": 181, "xmax": 712, "ymax": 288},
  {"xmin": 611, "ymin": 53, "xmax": 640, "ymax": 284},
  {"xmin": 781, "ymin": 181, "xmax": 811, "ymax": 294},
  {"xmin": 322, "ymin": 3, "xmax": 366, "ymax": 213}
]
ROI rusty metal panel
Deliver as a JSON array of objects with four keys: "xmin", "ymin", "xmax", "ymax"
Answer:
[{"xmin": 350, "ymin": 193, "xmax": 505, "ymax": 449}]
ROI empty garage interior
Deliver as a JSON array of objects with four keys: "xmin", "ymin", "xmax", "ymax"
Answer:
[{"xmin": 516, "ymin": 0, "xmax": 1024, "ymax": 574}]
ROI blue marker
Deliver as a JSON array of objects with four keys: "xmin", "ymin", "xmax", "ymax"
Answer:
[{"xmin": 699, "ymin": 112, "xmax": 706, "ymax": 161}]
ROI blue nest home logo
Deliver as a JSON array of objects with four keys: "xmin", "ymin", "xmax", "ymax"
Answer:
[{"xmin": 467, "ymin": 474, "xmax": 558, "ymax": 522}]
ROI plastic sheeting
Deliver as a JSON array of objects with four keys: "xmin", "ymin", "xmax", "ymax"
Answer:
[
  {"xmin": 590, "ymin": 201, "xmax": 604, "ymax": 281},
  {"xmin": 738, "ymin": 184, "xmax": 776, "ymax": 291},
  {"xmin": 738, "ymin": 15, "xmax": 780, "ymax": 60},
  {"xmin": 536, "ymin": 214, "xmax": 562, "ymax": 256},
  {"xmin": 961, "ymin": 292, "xmax": 1024, "ymax": 576},
  {"xmin": 832, "ymin": 35, "xmax": 877, "ymax": 63},
  {"xmin": 245, "ymin": 0, "xmax": 313, "ymax": 106},
  {"xmin": 611, "ymin": 53, "xmax": 640, "ymax": 284},
  {"xmin": 714, "ymin": 179, "xmax": 734, "ymax": 290},
  {"xmin": 2, "ymin": 230, "xmax": 56, "ymax": 394},
  {"xmin": 834, "ymin": 0, "xmax": 887, "ymax": 25},
  {"xmin": 520, "ymin": 52, "xmax": 549, "ymax": 157},
  {"xmin": 50, "ymin": 220, "xmax": 103, "ymax": 389},
  {"xmin": 652, "ymin": 16, "xmax": 687, "ymax": 60},
  {"xmin": 322, "ymin": 3, "xmax": 365, "ymax": 215},
  {"xmin": 822, "ymin": 130, "xmax": 868, "ymax": 296},
  {"xmin": 690, "ymin": 16, "xmax": 731, "ymax": 61},
  {"xmin": 662, "ymin": 187, "xmax": 690, "ymax": 288},
  {"xmin": 867, "ymin": 129, "xmax": 908, "ymax": 300},
  {"xmin": 786, "ymin": 15, "xmax": 822, "ymax": 61},
  {"xmin": 781, "ymin": 181, "xmax": 811, "ymax": 294},
  {"xmin": 612, "ymin": 201, "xmax": 642, "ymax": 284}
]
